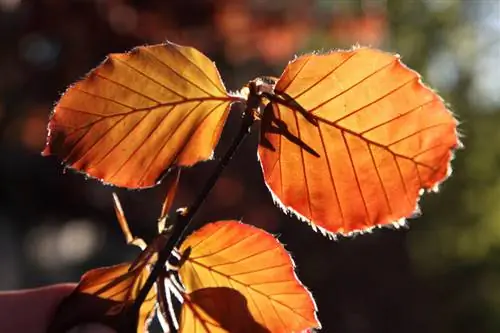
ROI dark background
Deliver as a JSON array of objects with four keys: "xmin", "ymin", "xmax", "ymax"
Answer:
[{"xmin": 1, "ymin": 0, "xmax": 500, "ymax": 332}]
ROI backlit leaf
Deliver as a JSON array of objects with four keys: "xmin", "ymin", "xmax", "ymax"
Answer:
[
  {"xmin": 178, "ymin": 221, "xmax": 320, "ymax": 333},
  {"xmin": 43, "ymin": 41, "xmax": 240, "ymax": 188},
  {"xmin": 47, "ymin": 263, "xmax": 156, "ymax": 333},
  {"xmin": 259, "ymin": 47, "xmax": 460, "ymax": 235}
]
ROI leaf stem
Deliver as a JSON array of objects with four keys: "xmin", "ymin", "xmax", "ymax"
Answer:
[{"xmin": 131, "ymin": 92, "xmax": 260, "ymax": 320}]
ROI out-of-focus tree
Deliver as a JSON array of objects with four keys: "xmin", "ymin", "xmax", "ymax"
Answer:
[{"xmin": 386, "ymin": 1, "xmax": 500, "ymax": 332}]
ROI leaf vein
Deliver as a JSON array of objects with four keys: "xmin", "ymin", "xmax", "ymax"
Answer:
[
  {"xmin": 278, "ymin": 55, "xmax": 312, "ymax": 92},
  {"xmin": 308, "ymin": 58, "xmax": 398, "ymax": 114},
  {"xmin": 292, "ymin": 110, "xmax": 313, "ymax": 218},
  {"xmin": 93, "ymin": 105, "xmax": 168, "ymax": 173},
  {"xmin": 411, "ymin": 142, "xmax": 450, "ymax": 159},
  {"xmin": 289, "ymin": 51, "xmax": 358, "ymax": 100},
  {"xmin": 142, "ymin": 48, "xmax": 215, "ymax": 98},
  {"xmin": 341, "ymin": 131, "xmax": 371, "ymax": 224},
  {"xmin": 67, "ymin": 115, "xmax": 127, "ymax": 166},
  {"xmin": 367, "ymin": 143, "xmax": 393, "ymax": 218},
  {"xmin": 169, "ymin": 45, "xmax": 227, "ymax": 96},
  {"xmin": 112, "ymin": 55, "xmax": 185, "ymax": 100},
  {"xmin": 315, "ymin": 116, "xmax": 439, "ymax": 171},
  {"xmin": 392, "ymin": 154, "xmax": 413, "ymax": 208},
  {"xmin": 230, "ymin": 263, "xmax": 289, "ymax": 277},
  {"xmin": 136, "ymin": 102, "xmax": 227, "ymax": 186},
  {"xmin": 93, "ymin": 71, "xmax": 164, "ymax": 103},
  {"xmin": 387, "ymin": 123, "xmax": 451, "ymax": 149},
  {"xmin": 193, "ymin": 232, "xmax": 262, "ymax": 262},
  {"xmin": 333, "ymin": 76, "xmax": 418, "ymax": 125},
  {"xmin": 360, "ymin": 98, "xmax": 437, "ymax": 135},
  {"xmin": 188, "ymin": 222, "xmax": 232, "ymax": 253},
  {"xmin": 72, "ymin": 86, "xmax": 136, "ymax": 110},
  {"xmin": 189, "ymin": 260, "xmax": 315, "ymax": 324},
  {"xmin": 317, "ymin": 124, "xmax": 344, "ymax": 222}
]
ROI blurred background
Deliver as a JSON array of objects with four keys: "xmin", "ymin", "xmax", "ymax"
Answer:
[{"xmin": 0, "ymin": 0, "xmax": 499, "ymax": 332}]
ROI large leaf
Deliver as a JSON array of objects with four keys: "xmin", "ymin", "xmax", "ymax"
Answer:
[
  {"xmin": 43, "ymin": 42, "xmax": 239, "ymax": 188},
  {"xmin": 258, "ymin": 47, "xmax": 460, "ymax": 236},
  {"xmin": 47, "ymin": 263, "xmax": 156, "ymax": 333},
  {"xmin": 178, "ymin": 221, "xmax": 320, "ymax": 333}
]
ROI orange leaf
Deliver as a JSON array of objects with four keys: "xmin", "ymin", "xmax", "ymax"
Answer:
[
  {"xmin": 259, "ymin": 47, "xmax": 460, "ymax": 235},
  {"xmin": 43, "ymin": 41, "xmax": 239, "ymax": 188},
  {"xmin": 47, "ymin": 263, "xmax": 156, "ymax": 333},
  {"xmin": 178, "ymin": 221, "xmax": 320, "ymax": 333}
]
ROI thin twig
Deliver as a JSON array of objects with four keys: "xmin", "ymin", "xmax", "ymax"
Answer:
[{"xmin": 131, "ymin": 91, "xmax": 260, "ymax": 322}]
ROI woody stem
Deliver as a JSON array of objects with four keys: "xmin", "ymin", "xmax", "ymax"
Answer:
[{"xmin": 131, "ymin": 92, "xmax": 260, "ymax": 319}]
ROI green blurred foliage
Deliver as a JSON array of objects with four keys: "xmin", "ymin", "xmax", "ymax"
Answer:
[{"xmin": 386, "ymin": 1, "xmax": 500, "ymax": 332}]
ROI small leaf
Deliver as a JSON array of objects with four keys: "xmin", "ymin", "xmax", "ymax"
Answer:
[
  {"xmin": 259, "ymin": 47, "xmax": 460, "ymax": 236},
  {"xmin": 178, "ymin": 221, "xmax": 320, "ymax": 333},
  {"xmin": 47, "ymin": 263, "xmax": 156, "ymax": 333},
  {"xmin": 43, "ymin": 41, "xmax": 239, "ymax": 188}
]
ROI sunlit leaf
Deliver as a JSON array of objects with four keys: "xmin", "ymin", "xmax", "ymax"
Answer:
[
  {"xmin": 178, "ymin": 221, "xmax": 320, "ymax": 333},
  {"xmin": 47, "ymin": 263, "xmax": 156, "ymax": 333},
  {"xmin": 259, "ymin": 47, "xmax": 460, "ymax": 236},
  {"xmin": 43, "ymin": 41, "xmax": 240, "ymax": 188}
]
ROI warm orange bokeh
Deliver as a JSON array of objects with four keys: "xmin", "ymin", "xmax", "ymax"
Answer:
[
  {"xmin": 259, "ymin": 47, "xmax": 459, "ymax": 236},
  {"xmin": 330, "ymin": 13, "xmax": 387, "ymax": 47},
  {"xmin": 179, "ymin": 221, "xmax": 320, "ymax": 333},
  {"xmin": 43, "ymin": 42, "xmax": 237, "ymax": 188}
]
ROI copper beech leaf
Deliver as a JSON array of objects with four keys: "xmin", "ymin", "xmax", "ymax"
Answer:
[
  {"xmin": 43, "ymin": 42, "xmax": 240, "ymax": 188},
  {"xmin": 47, "ymin": 263, "xmax": 156, "ymax": 333},
  {"xmin": 178, "ymin": 221, "xmax": 320, "ymax": 333},
  {"xmin": 259, "ymin": 47, "xmax": 460, "ymax": 236}
]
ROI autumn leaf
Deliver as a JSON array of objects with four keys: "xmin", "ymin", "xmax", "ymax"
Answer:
[
  {"xmin": 178, "ymin": 221, "xmax": 320, "ymax": 333},
  {"xmin": 258, "ymin": 47, "xmax": 460, "ymax": 236},
  {"xmin": 47, "ymin": 263, "xmax": 156, "ymax": 333},
  {"xmin": 43, "ymin": 41, "xmax": 241, "ymax": 188}
]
